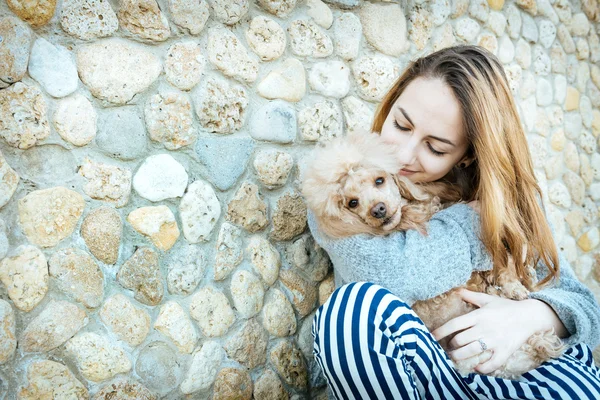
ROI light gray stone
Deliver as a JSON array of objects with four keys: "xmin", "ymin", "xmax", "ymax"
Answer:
[
  {"xmin": 309, "ymin": 61, "xmax": 351, "ymax": 98},
  {"xmin": 54, "ymin": 94, "xmax": 97, "ymax": 146},
  {"xmin": 257, "ymin": 58, "xmax": 306, "ymax": 102},
  {"xmin": 96, "ymin": 107, "xmax": 147, "ymax": 160},
  {"xmin": 195, "ymin": 135, "xmax": 254, "ymax": 191},
  {"xmin": 133, "ymin": 154, "xmax": 188, "ymax": 202},
  {"xmin": 168, "ymin": 0, "xmax": 209, "ymax": 35},
  {"xmin": 288, "ymin": 19, "xmax": 333, "ymax": 58},
  {"xmin": 250, "ymin": 101, "xmax": 297, "ymax": 143},
  {"xmin": 230, "ymin": 269, "xmax": 265, "ymax": 319},
  {"xmin": 189, "ymin": 286, "xmax": 236, "ymax": 337},
  {"xmin": 361, "ymin": 2, "xmax": 408, "ymax": 56},
  {"xmin": 0, "ymin": 16, "xmax": 31, "ymax": 86},
  {"xmin": 164, "ymin": 41, "xmax": 205, "ymax": 91},
  {"xmin": 135, "ymin": 341, "xmax": 184, "ymax": 395},
  {"xmin": 180, "ymin": 341, "xmax": 224, "ymax": 394},
  {"xmin": 154, "ymin": 301, "xmax": 198, "ymax": 354},
  {"xmin": 179, "ymin": 179, "xmax": 220, "ymax": 243},
  {"xmin": 333, "ymin": 12, "xmax": 362, "ymax": 60}
]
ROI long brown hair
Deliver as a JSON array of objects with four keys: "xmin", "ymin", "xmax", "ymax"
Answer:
[{"xmin": 371, "ymin": 45, "xmax": 559, "ymax": 289}]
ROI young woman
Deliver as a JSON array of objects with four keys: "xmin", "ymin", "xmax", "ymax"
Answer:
[{"xmin": 308, "ymin": 45, "xmax": 600, "ymax": 399}]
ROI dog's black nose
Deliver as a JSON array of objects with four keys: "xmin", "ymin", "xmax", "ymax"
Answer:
[{"xmin": 370, "ymin": 203, "xmax": 387, "ymax": 219}]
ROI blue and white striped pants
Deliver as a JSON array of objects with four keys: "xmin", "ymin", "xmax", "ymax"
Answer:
[{"xmin": 312, "ymin": 282, "xmax": 600, "ymax": 399}]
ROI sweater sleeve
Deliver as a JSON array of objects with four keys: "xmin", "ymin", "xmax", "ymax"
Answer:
[
  {"xmin": 528, "ymin": 243, "xmax": 600, "ymax": 349},
  {"xmin": 307, "ymin": 203, "xmax": 493, "ymax": 305}
]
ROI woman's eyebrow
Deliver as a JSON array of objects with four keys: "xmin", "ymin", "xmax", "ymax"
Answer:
[{"xmin": 397, "ymin": 106, "xmax": 456, "ymax": 147}]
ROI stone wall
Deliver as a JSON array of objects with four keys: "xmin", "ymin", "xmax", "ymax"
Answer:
[{"xmin": 0, "ymin": 0, "xmax": 599, "ymax": 398}]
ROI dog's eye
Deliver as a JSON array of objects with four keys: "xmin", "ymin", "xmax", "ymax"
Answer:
[
  {"xmin": 348, "ymin": 199, "xmax": 359, "ymax": 208},
  {"xmin": 375, "ymin": 177, "xmax": 385, "ymax": 186}
]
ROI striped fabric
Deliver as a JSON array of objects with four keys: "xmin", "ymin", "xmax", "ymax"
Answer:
[{"xmin": 312, "ymin": 282, "xmax": 600, "ymax": 400}]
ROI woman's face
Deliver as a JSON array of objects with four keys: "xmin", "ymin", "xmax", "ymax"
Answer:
[{"xmin": 380, "ymin": 77, "xmax": 471, "ymax": 183}]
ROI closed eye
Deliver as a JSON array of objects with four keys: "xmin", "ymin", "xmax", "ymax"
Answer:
[{"xmin": 393, "ymin": 120, "xmax": 410, "ymax": 131}]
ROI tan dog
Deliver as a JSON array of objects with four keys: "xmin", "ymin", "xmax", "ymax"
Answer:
[{"xmin": 300, "ymin": 131, "xmax": 565, "ymax": 379}]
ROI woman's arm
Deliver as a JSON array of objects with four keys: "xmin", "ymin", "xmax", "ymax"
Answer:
[{"xmin": 307, "ymin": 203, "xmax": 493, "ymax": 305}]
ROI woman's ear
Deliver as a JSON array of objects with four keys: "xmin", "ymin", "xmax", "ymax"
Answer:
[{"xmin": 457, "ymin": 155, "xmax": 475, "ymax": 169}]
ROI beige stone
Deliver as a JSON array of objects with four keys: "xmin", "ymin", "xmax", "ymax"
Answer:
[
  {"xmin": 230, "ymin": 270, "xmax": 265, "ymax": 318},
  {"xmin": 564, "ymin": 86, "xmax": 580, "ymax": 110},
  {"xmin": 247, "ymin": 236, "xmax": 281, "ymax": 285},
  {"xmin": 0, "ymin": 300, "xmax": 16, "ymax": 364},
  {"xmin": 361, "ymin": 2, "xmax": 408, "ymax": 56},
  {"xmin": 257, "ymin": 58, "xmax": 306, "ymax": 102},
  {"xmin": 49, "ymin": 248, "xmax": 104, "ymax": 308},
  {"xmin": 578, "ymin": 228, "xmax": 600, "ymax": 252},
  {"xmin": 92, "ymin": 378, "xmax": 157, "ymax": 400},
  {"xmin": 245, "ymin": 16, "xmax": 286, "ymax": 61},
  {"xmin": 154, "ymin": 301, "xmax": 198, "ymax": 354},
  {"xmin": 145, "ymin": 91, "xmax": 197, "ymax": 149},
  {"xmin": 270, "ymin": 340, "xmax": 308, "ymax": 389},
  {"xmin": 18, "ymin": 360, "xmax": 88, "ymax": 400},
  {"xmin": 0, "ymin": 245, "xmax": 48, "ymax": 312},
  {"xmin": 81, "ymin": 206, "xmax": 122, "ymax": 265},
  {"xmin": 223, "ymin": 318, "xmax": 268, "ymax": 369},
  {"xmin": 213, "ymin": 368, "xmax": 253, "ymax": 400},
  {"xmin": 164, "ymin": 41, "xmax": 204, "ymax": 91},
  {"xmin": 262, "ymin": 288, "xmax": 297, "ymax": 337},
  {"xmin": 66, "ymin": 332, "xmax": 132, "ymax": 382},
  {"xmin": 271, "ymin": 192, "xmax": 307, "ymax": 241},
  {"xmin": 254, "ymin": 369, "xmax": 288, "ymax": 400},
  {"xmin": 127, "ymin": 206, "xmax": 180, "ymax": 251},
  {"xmin": 99, "ymin": 294, "xmax": 150, "ymax": 347},
  {"xmin": 79, "ymin": 157, "xmax": 132, "ymax": 208},
  {"xmin": 189, "ymin": 286, "xmax": 236, "ymax": 337},
  {"xmin": 21, "ymin": 300, "xmax": 87, "ymax": 352},
  {"xmin": 117, "ymin": 247, "xmax": 164, "ymax": 306},
  {"xmin": 7, "ymin": 0, "xmax": 56, "ymax": 27},
  {"xmin": 279, "ymin": 269, "xmax": 317, "ymax": 317},
  {"xmin": 226, "ymin": 182, "xmax": 269, "ymax": 233},
  {"xmin": 118, "ymin": 0, "xmax": 170, "ymax": 41},
  {"xmin": 487, "ymin": 0, "xmax": 504, "ymax": 11}
]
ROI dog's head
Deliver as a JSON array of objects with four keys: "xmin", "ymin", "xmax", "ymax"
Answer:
[{"xmin": 300, "ymin": 131, "xmax": 431, "ymax": 238}]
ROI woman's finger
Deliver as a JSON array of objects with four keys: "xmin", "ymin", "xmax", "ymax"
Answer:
[
  {"xmin": 431, "ymin": 313, "xmax": 476, "ymax": 341},
  {"xmin": 449, "ymin": 339, "xmax": 486, "ymax": 361},
  {"xmin": 448, "ymin": 327, "xmax": 482, "ymax": 350},
  {"xmin": 476, "ymin": 349, "xmax": 506, "ymax": 374},
  {"xmin": 458, "ymin": 289, "xmax": 494, "ymax": 308}
]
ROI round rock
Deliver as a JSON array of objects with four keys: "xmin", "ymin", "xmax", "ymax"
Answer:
[
  {"xmin": 223, "ymin": 318, "xmax": 268, "ymax": 369},
  {"xmin": 299, "ymin": 100, "xmax": 343, "ymax": 142},
  {"xmin": 270, "ymin": 340, "xmax": 308, "ymax": 390},
  {"xmin": 127, "ymin": 206, "xmax": 180, "ymax": 251},
  {"xmin": 145, "ymin": 90, "xmax": 197, "ymax": 148},
  {"xmin": 361, "ymin": 2, "xmax": 408, "ymax": 56},
  {"xmin": 189, "ymin": 286, "xmax": 236, "ymax": 337},
  {"xmin": 257, "ymin": 58, "xmax": 306, "ymax": 102},
  {"xmin": 99, "ymin": 294, "xmax": 150, "ymax": 347},
  {"xmin": 258, "ymin": 0, "xmax": 297, "ymax": 17},
  {"xmin": 49, "ymin": 248, "xmax": 104, "ymax": 308},
  {"xmin": 92, "ymin": 378, "xmax": 156, "ymax": 400},
  {"xmin": 133, "ymin": 154, "xmax": 188, "ymax": 201},
  {"xmin": 28, "ymin": 38, "xmax": 78, "ymax": 98},
  {"xmin": 154, "ymin": 301, "xmax": 198, "ymax": 354},
  {"xmin": 262, "ymin": 288, "xmax": 296, "ymax": 337},
  {"xmin": 309, "ymin": 60, "xmax": 351, "ymax": 98},
  {"xmin": 179, "ymin": 179, "xmax": 221, "ymax": 243},
  {"xmin": 226, "ymin": 182, "xmax": 268, "ymax": 233},
  {"xmin": 168, "ymin": 0, "xmax": 209, "ymax": 35},
  {"xmin": 0, "ymin": 300, "xmax": 16, "ymax": 364},
  {"xmin": 253, "ymin": 149, "xmax": 294, "ymax": 188},
  {"xmin": 117, "ymin": 0, "xmax": 170, "ymax": 41},
  {"xmin": 164, "ymin": 41, "xmax": 205, "ymax": 91},
  {"xmin": 213, "ymin": 368, "xmax": 253, "ymax": 400},
  {"xmin": 19, "ymin": 361, "xmax": 88, "ymax": 399},
  {"xmin": 166, "ymin": 244, "xmax": 206, "ymax": 295},
  {"xmin": 0, "ymin": 150, "xmax": 18, "ymax": 208},
  {"xmin": 76, "ymin": 39, "xmax": 162, "ymax": 104},
  {"xmin": 247, "ymin": 236, "xmax": 281, "ymax": 285},
  {"xmin": 0, "ymin": 245, "xmax": 48, "ymax": 312},
  {"xmin": 60, "ymin": 0, "xmax": 118, "ymax": 40},
  {"xmin": 135, "ymin": 341, "xmax": 184, "ymax": 395},
  {"xmin": 117, "ymin": 247, "xmax": 164, "ymax": 306},
  {"xmin": 0, "ymin": 82, "xmax": 50, "ymax": 149},
  {"xmin": 81, "ymin": 206, "xmax": 122, "ymax": 265},
  {"xmin": 207, "ymin": 0, "xmax": 248, "ymax": 24},
  {"xmin": 288, "ymin": 19, "xmax": 333, "ymax": 58},
  {"xmin": 79, "ymin": 157, "xmax": 132, "ymax": 208},
  {"xmin": 180, "ymin": 341, "xmax": 224, "ymax": 394},
  {"xmin": 194, "ymin": 78, "xmax": 248, "ymax": 134},
  {"xmin": 214, "ymin": 222, "xmax": 243, "ymax": 281},
  {"xmin": 230, "ymin": 270, "xmax": 265, "ymax": 319},
  {"xmin": 279, "ymin": 269, "xmax": 317, "ymax": 317},
  {"xmin": 54, "ymin": 94, "xmax": 97, "ymax": 146},
  {"xmin": 208, "ymin": 27, "xmax": 258, "ymax": 83},
  {"xmin": 245, "ymin": 16, "xmax": 286, "ymax": 61},
  {"xmin": 250, "ymin": 100, "xmax": 297, "ymax": 143},
  {"xmin": 0, "ymin": 16, "xmax": 32, "ymax": 86},
  {"xmin": 333, "ymin": 12, "xmax": 362, "ymax": 61},
  {"xmin": 195, "ymin": 135, "xmax": 254, "ymax": 191},
  {"xmin": 352, "ymin": 56, "xmax": 397, "ymax": 102},
  {"xmin": 96, "ymin": 107, "xmax": 147, "ymax": 160},
  {"xmin": 7, "ymin": 0, "xmax": 56, "ymax": 27}
]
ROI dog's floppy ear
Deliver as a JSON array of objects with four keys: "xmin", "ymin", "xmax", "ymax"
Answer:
[{"xmin": 393, "ymin": 175, "xmax": 431, "ymax": 202}]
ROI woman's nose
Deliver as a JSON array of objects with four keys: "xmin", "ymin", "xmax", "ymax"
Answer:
[{"xmin": 396, "ymin": 147, "xmax": 417, "ymax": 166}]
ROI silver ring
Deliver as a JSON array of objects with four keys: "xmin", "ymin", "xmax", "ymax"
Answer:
[{"xmin": 478, "ymin": 338, "xmax": 488, "ymax": 352}]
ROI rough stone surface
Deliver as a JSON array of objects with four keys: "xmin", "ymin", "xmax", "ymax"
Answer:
[
  {"xmin": 270, "ymin": 340, "xmax": 308, "ymax": 389},
  {"xmin": 49, "ymin": 248, "xmax": 104, "ymax": 308},
  {"xmin": 194, "ymin": 78, "xmax": 248, "ymax": 134},
  {"xmin": 79, "ymin": 157, "xmax": 132, "ymax": 208},
  {"xmin": 333, "ymin": 12, "xmax": 362, "ymax": 60},
  {"xmin": 262, "ymin": 288, "xmax": 296, "ymax": 337},
  {"xmin": 18, "ymin": 360, "xmax": 88, "ymax": 399},
  {"xmin": 135, "ymin": 341, "xmax": 184, "ymax": 395},
  {"xmin": 352, "ymin": 56, "xmax": 397, "ymax": 102},
  {"xmin": 133, "ymin": 154, "xmax": 188, "ymax": 202},
  {"xmin": 245, "ymin": 16, "xmax": 286, "ymax": 61},
  {"xmin": 76, "ymin": 39, "xmax": 162, "ymax": 104},
  {"xmin": 0, "ymin": 82, "xmax": 50, "ymax": 149},
  {"xmin": 254, "ymin": 149, "xmax": 294, "ymax": 189},
  {"xmin": 168, "ymin": 0, "xmax": 209, "ymax": 35},
  {"xmin": 54, "ymin": 94, "xmax": 97, "ymax": 146},
  {"xmin": 0, "ymin": 16, "xmax": 32, "ymax": 86},
  {"xmin": 81, "ymin": 206, "xmax": 122, "ymax": 265},
  {"xmin": 117, "ymin": 247, "xmax": 164, "ymax": 306},
  {"xmin": 247, "ymin": 236, "xmax": 281, "ymax": 285},
  {"xmin": 250, "ymin": 100, "xmax": 297, "ymax": 143},
  {"xmin": 271, "ymin": 192, "xmax": 307, "ymax": 241},
  {"xmin": 21, "ymin": 300, "xmax": 87, "ymax": 352},
  {"xmin": 254, "ymin": 369, "xmax": 288, "ymax": 399},
  {"xmin": 180, "ymin": 341, "xmax": 224, "ymax": 394},
  {"xmin": 0, "ymin": 300, "xmax": 16, "ymax": 364},
  {"xmin": 288, "ymin": 19, "xmax": 333, "ymax": 58},
  {"xmin": 230, "ymin": 269, "xmax": 265, "ymax": 318},
  {"xmin": 0, "ymin": 150, "xmax": 18, "ymax": 209},
  {"xmin": 179, "ymin": 179, "xmax": 220, "ymax": 243},
  {"xmin": 226, "ymin": 182, "xmax": 269, "ymax": 233},
  {"xmin": 145, "ymin": 91, "xmax": 197, "ymax": 149},
  {"xmin": 214, "ymin": 222, "xmax": 243, "ymax": 281},
  {"xmin": 60, "ymin": 0, "xmax": 119, "ymax": 40},
  {"xmin": 299, "ymin": 100, "xmax": 343, "ymax": 142},
  {"xmin": 18, "ymin": 187, "xmax": 84, "ymax": 248},
  {"xmin": 190, "ymin": 286, "xmax": 236, "ymax": 337},
  {"xmin": 208, "ymin": 27, "xmax": 258, "ymax": 83},
  {"xmin": 258, "ymin": 58, "xmax": 306, "ymax": 102},
  {"xmin": 127, "ymin": 206, "xmax": 180, "ymax": 251},
  {"xmin": 224, "ymin": 318, "xmax": 268, "ymax": 368},
  {"xmin": 258, "ymin": 0, "xmax": 297, "ymax": 18},
  {"xmin": 7, "ymin": 0, "xmax": 56, "ymax": 27},
  {"xmin": 154, "ymin": 301, "xmax": 198, "ymax": 353},
  {"xmin": 307, "ymin": 0, "xmax": 333, "ymax": 28},
  {"xmin": 92, "ymin": 378, "xmax": 157, "ymax": 400},
  {"xmin": 117, "ymin": 0, "xmax": 170, "ymax": 41},
  {"xmin": 213, "ymin": 368, "xmax": 253, "ymax": 400},
  {"xmin": 287, "ymin": 235, "xmax": 331, "ymax": 282},
  {"xmin": 279, "ymin": 269, "xmax": 317, "ymax": 317},
  {"xmin": 0, "ymin": 245, "xmax": 48, "ymax": 312},
  {"xmin": 99, "ymin": 294, "xmax": 150, "ymax": 347},
  {"xmin": 28, "ymin": 38, "xmax": 78, "ymax": 98},
  {"xmin": 361, "ymin": 3, "xmax": 407, "ymax": 56},
  {"xmin": 66, "ymin": 332, "xmax": 132, "ymax": 382},
  {"xmin": 166, "ymin": 244, "xmax": 205, "ymax": 295},
  {"xmin": 309, "ymin": 60, "xmax": 351, "ymax": 98},
  {"xmin": 208, "ymin": 0, "xmax": 248, "ymax": 25}
]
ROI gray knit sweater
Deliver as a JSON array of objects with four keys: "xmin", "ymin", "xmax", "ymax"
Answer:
[{"xmin": 307, "ymin": 203, "xmax": 600, "ymax": 348}]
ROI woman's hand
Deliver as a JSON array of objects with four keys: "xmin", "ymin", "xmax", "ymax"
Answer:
[{"xmin": 430, "ymin": 289, "xmax": 557, "ymax": 374}]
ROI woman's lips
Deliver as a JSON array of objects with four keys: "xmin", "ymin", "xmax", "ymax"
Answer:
[{"xmin": 398, "ymin": 168, "xmax": 417, "ymax": 176}]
